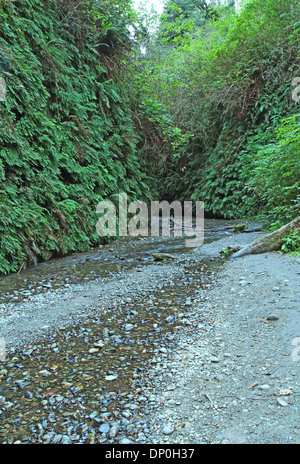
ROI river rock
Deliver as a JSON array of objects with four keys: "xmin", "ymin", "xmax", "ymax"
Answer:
[
  {"xmin": 124, "ymin": 324, "xmax": 134, "ymax": 331},
  {"xmin": 162, "ymin": 424, "xmax": 175, "ymax": 435},
  {"xmin": 277, "ymin": 398, "xmax": 288, "ymax": 407},
  {"xmin": 52, "ymin": 434, "xmax": 63, "ymax": 444},
  {"xmin": 105, "ymin": 375, "xmax": 118, "ymax": 381},
  {"xmin": 109, "ymin": 426, "xmax": 119, "ymax": 438},
  {"xmin": 119, "ymin": 438, "xmax": 134, "ymax": 444},
  {"xmin": 88, "ymin": 348, "xmax": 99, "ymax": 353},
  {"xmin": 99, "ymin": 423, "xmax": 110, "ymax": 434}
]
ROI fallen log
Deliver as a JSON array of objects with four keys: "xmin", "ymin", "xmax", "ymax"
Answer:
[
  {"xmin": 204, "ymin": 225, "xmax": 236, "ymax": 232},
  {"xmin": 231, "ymin": 216, "xmax": 300, "ymax": 258},
  {"xmin": 242, "ymin": 226, "xmax": 262, "ymax": 233},
  {"xmin": 205, "ymin": 225, "xmax": 261, "ymax": 233},
  {"xmin": 152, "ymin": 252, "xmax": 176, "ymax": 261}
]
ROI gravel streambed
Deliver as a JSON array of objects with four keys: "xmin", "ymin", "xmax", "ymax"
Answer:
[
  {"xmin": 0, "ymin": 238, "xmax": 220, "ymax": 444},
  {"xmin": 0, "ymin": 227, "xmax": 298, "ymax": 444},
  {"xmin": 131, "ymin": 235, "xmax": 300, "ymax": 444}
]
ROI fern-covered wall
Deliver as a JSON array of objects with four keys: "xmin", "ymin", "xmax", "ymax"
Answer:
[
  {"xmin": 0, "ymin": 0, "xmax": 154, "ymax": 274},
  {"xmin": 150, "ymin": 0, "xmax": 300, "ymax": 222}
]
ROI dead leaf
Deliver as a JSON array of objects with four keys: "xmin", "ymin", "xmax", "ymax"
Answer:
[{"xmin": 277, "ymin": 387, "xmax": 293, "ymax": 396}]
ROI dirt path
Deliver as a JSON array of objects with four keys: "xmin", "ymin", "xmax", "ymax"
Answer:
[{"xmin": 136, "ymin": 237, "xmax": 300, "ymax": 444}]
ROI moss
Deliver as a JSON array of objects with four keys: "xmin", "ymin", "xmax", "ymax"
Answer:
[{"xmin": 233, "ymin": 224, "xmax": 246, "ymax": 232}]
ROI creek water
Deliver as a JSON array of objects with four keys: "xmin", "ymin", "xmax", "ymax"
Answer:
[
  {"xmin": 0, "ymin": 219, "xmax": 236, "ymax": 304},
  {"xmin": 0, "ymin": 218, "xmax": 239, "ymax": 444}
]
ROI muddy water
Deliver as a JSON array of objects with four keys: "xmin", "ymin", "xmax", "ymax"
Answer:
[{"xmin": 0, "ymin": 219, "xmax": 237, "ymax": 443}]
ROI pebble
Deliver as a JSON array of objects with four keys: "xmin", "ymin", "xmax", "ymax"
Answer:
[
  {"xmin": 119, "ymin": 438, "xmax": 134, "ymax": 444},
  {"xmin": 61, "ymin": 435, "xmax": 72, "ymax": 444},
  {"xmin": 52, "ymin": 434, "xmax": 63, "ymax": 444},
  {"xmin": 99, "ymin": 423, "xmax": 110, "ymax": 434},
  {"xmin": 258, "ymin": 384, "xmax": 271, "ymax": 390},
  {"xmin": 162, "ymin": 425, "xmax": 175, "ymax": 435},
  {"xmin": 109, "ymin": 426, "xmax": 118, "ymax": 438},
  {"xmin": 125, "ymin": 324, "xmax": 134, "ymax": 331},
  {"xmin": 105, "ymin": 375, "xmax": 118, "ymax": 381},
  {"xmin": 277, "ymin": 398, "xmax": 288, "ymax": 407}
]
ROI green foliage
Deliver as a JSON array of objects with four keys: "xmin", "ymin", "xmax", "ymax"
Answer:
[
  {"xmin": 281, "ymin": 232, "xmax": 300, "ymax": 254},
  {"xmin": 1, "ymin": 0, "xmax": 300, "ymax": 275},
  {"xmin": 139, "ymin": 0, "xmax": 300, "ymax": 220},
  {"xmin": 0, "ymin": 0, "xmax": 154, "ymax": 274},
  {"xmin": 242, "ymin": 114, "xmax": 300, "ymax": 225},
  {"xmin": 158, "ymin": 0, "xmax": 222, "ymax": 45},
  {"xmin": 219, "ymin": 245, "xmax": 241, "ymax": 258},
  {"xmin": 139, "ymin": 97, "xmax": 192, "ymax": 155},
  {"xmin": 233, "ymin": 223, "xmax": 246, "ymax": 232}
]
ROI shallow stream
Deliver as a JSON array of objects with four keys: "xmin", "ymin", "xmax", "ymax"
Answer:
[{"xmin": 0, "ymin": 219, "xmax": 239, "ymax": 443}]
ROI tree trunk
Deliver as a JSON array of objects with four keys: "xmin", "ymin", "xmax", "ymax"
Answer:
[{"xmin": 231, "ymin": 216, "xmax": 300, "ymax": 258}]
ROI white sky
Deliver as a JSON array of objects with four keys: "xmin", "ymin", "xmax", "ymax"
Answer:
[{"xmin": 132, "ymin": 0, "xmax": 165, "ymax": 15}]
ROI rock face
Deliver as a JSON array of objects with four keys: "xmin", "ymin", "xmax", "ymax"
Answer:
[{"xmin": 231, "ymin": 216, "xmax": 300, "ymax": 258}]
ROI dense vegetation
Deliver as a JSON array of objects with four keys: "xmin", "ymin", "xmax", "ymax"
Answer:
[
  {"xmin": 133, "ymin": 0, "xmax": 300, "ymax": 226},
  {"xmin": 0, "ymin": 0, "xmax": 157, "ymax": 274},
  {"xmin": 0, "ymin": 0, "xmax": 299, "ymax": 274}
]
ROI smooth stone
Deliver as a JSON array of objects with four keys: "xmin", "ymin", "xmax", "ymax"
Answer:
[
  {"xmin": 61, "ymin": 435, "xmax": 72, "ymax": 444},
  {"xmin": 88, "ymin": 348, "xmax": 99, "ymax": 353},
  {"xmin": 109, "ymin": 426, "xmax": 118, "ymax": 438},
  {"xmin": 99, "ymin": 423, "xmax": 110, "ymax": 434},
  {"xmin": 125, "ymin": 324, "xmax": 134, "ymax": 331},
  {"xmin": 90, "ymin": 411, "xmax": 99, "ymax": 420},
  {"xmin": 105, "ymin": 375, "xmax": 118, "ymax": 381},
  {"xmin": 119, "ymin": 438, "xmax": 134, "ymax": 444},
  {"xmin": 52, "ymin": 434, "xmax": 62, "ymax": 444},
  {"xmin": 43, "ymin": 433, "xmax": 54, "ymax": 443},
  {"xmin": 162, "ymin": 425, "xmax": 175, "ymax": 435},
  {"xmin": 277, "ymin": 398, "xmax": 288, "ymax": 407}
]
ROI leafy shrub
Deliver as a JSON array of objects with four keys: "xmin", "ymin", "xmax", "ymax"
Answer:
[
  {"xmin": 281, "ymin": 232, "xmax": 300, "ymax": 253},
  {"xmin": 242, "ymin": 114, "xmax": 300, "ymax": 226},
  {"xmin": 136, "ymin": 0, "xmax": 300, "ymax": 221}
]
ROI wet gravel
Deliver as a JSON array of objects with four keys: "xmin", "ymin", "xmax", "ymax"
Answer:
[
  {"xmin": 133, "ymin": 236, "xmax": 300, "ymax": 444},
  {"xmin": 0, "ymin": 233, "xmax": 221, "ymax": 443},
  {"xmin": 0, "ymin": 225, "xmax": 299, "ymax": 444}
]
